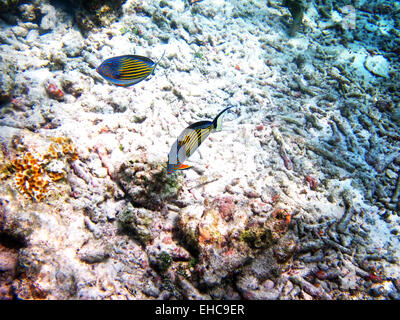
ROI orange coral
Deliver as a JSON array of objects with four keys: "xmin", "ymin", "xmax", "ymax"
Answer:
[
  {"xmin": 47, "ymin": 172, "xmax": 65, "ymax": 181},
  {"xmin": 48, "ymin": 137, "xmax": 78, "ymax": 161},
  {"xmin": 12, "ymin": 152, "xmax": 50, "ymax": 202},
  {"xmin": 10, "ymin": 136, "xmax": 79, "ymax": 202}
]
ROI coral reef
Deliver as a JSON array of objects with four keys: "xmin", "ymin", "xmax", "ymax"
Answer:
[{"xmin": 0, "ymin": 0, "xmax": 399, "ymax": 301}]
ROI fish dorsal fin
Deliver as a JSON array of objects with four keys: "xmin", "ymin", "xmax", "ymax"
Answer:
[
  {"xmin": 213, "ymin": 106, "xmax": 233, "ymax": 131},
  {"xmin": 187, "ymin": 120, "xmax": 212, "ymax": 130},
  {"xmin": 153, "ymin": 49, "xmax": 166, "ymax": 74}
]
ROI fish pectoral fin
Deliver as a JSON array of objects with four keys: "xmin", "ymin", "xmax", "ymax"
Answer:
[{"xmin": 178, "ymin": 164, "xmax": 191, "ymax": 170}]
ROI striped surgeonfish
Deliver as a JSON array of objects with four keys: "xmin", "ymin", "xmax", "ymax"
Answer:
[
  {"xmin": 167, "ymin": 106, "xmax": 233, "ymax": 174},
  {"xmin": 96, "ymin": 52, "xmax": 165, "ymax": 87}
]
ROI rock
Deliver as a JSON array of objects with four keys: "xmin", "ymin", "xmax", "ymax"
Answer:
[
  {"xmin": 364, "ymin": 55, "xmax": 390, "ymax": 78},
  {"xmin": 142, "ymin": 281, "xmax": 160, "ymax": 298},
  {"xmin": 18, "ymin": 3, "xmax": 40, "ymax": 22},
  {"xmin": 70, "ymin": 0, "xmax": 125, "ymax": 14},
  {"xmin": 215, "ymin": 196, "xmax": 235, "ymax": 221},
  {"xmin": 339, "ymin": 271, "xmax": 358, "ymax": 291},
  {"xmin": 26, "ymin": 29, "xmax": 39, "ymax": 43},
  {"xmin": 386, "ymin": 169, "xmax": 397, "ymax": 179},
  {"xmin": 368, "ymin": 284, "xmax": 385, "ymax": 297},
  {"xmin": 117, "ymin": 203, "xmax": 155, "ymax": 244},
  {"xmin": 71, "ymin": 0, "xmax": 125, "ymax": 33},
  {"xmin": 11, "ymin": 26, "xmax": 28, "ymax": 38},
  {"xmin": 0, "ymin": 245, "xmax": 18, "ymax": 272},
  {"xmin": 0, "ymin": 0, "xmax": 398, "ymax": 302},
  {"xmin": 390, "ymin": 105, "xmax": 400, "ymax": 124},
  {"xmin": 54, "ymin": 268, "xmax": 78, "ymax": 296},
  {"xmin": 261, "ymin": 279, "xmax": 275, "ymax": 291},
  {"xmin": 0, "ymin": 73, "xmax": 14, "ymax": 103},
  {"xmin": 117, "ymin": 155, "xmax": 183, "ymax": 210},
  {"xmin": 177, "ymin": 275, "xmax": 210, "ymax": 299},
  {"xmin": 62, "ymin": 30, "xmax": 84, "ymax": 57},
  {"xmin": 0, "ymin": 205, "xmax": 38, "ymax": 245},
  {"xmin": 40, "ymin": 4, "xmax": 57, "ymax": 31},
  {"xmin": 60, "ymin": 71, "xmax": 92, "ymax": 97},
  {"xmin": 84, "ymin": 217, "xmax": 103, "ymax": 239},
  {"xmin": 0, "ymin": 56, "xmax": 15, "ymax": 103},
  {"xmin": 78, "ymin": 246, "xmax": 110, "ymax": 264},
  {"xmin": 178, "ymin": 200, "xmax": 250, "ymax": 288}
]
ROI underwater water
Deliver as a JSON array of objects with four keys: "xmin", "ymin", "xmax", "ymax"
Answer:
[{"xmin": 0, "ymin": 0, "xmax": 399, "ymax": 300}]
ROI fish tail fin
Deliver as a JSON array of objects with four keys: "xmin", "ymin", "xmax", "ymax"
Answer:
[{"xmin": 212, "ymin": 106, "xmax": 233, "ymax": 131}]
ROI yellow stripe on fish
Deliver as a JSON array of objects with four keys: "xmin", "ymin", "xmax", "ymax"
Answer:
[
  {"xmin": 96, "ymin": 52, "xmax": 165, "ymax": 87},
  {"xmin": 184, "ymin": 127, "xmax": 213, "ymax": 156}
]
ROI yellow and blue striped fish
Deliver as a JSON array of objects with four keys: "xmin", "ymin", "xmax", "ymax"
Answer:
[
  {"xmin": 96, "ymin": 53, "xmax": 164, "ymax": 87},
  {"xmin": 167, "ymin": 106, "xmax": 233, "ymax": 174}
]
